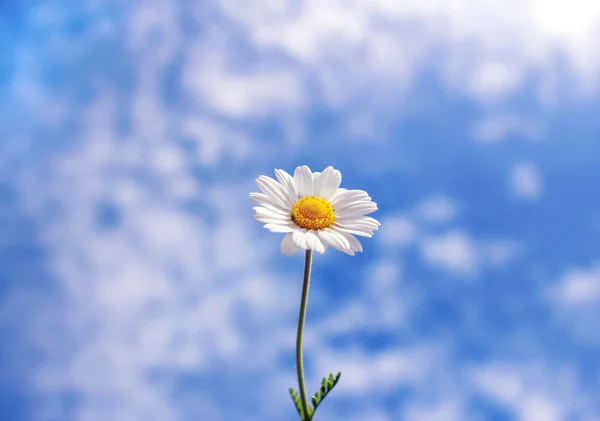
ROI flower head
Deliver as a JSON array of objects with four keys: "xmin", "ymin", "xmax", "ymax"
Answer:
[{"xmin": 250, "ymin": 165, "xmax": 380, "ymax": 255}]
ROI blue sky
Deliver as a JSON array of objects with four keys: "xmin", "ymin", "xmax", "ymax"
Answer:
[{"xmin": 1, "ymin": 1, "xmax": 600, "ymax": 420}]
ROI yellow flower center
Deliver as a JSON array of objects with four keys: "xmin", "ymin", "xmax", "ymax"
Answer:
[{"xmin": 291, "ymin": 196, "xmax": 335, "ymax": 230}]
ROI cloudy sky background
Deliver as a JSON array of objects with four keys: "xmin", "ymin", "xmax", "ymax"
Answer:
[{"xmin": 1, "ymin": 0, "xmax": 600, "ymax": 420}]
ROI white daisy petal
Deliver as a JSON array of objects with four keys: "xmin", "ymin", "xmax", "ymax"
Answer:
[
  {"xmin": 251, "ymin": 199, "xmax": 290, "ymax": 216},
  {"xmin": 361, "ymin": 216, "xmax": 381, "ymax": 227},
  {"xmin": 318, "ymin": 228, "xmax": 351, "ymax": 251},
  {"xmin": 314, "ymin": 166, "xmax": 342, "ymax": 199},
  {"xmin": 338, "ymin": 200, "xmax": 378, "ymax": 211},
  {"xmin": 331, "ymin": 189, "xmax": 370, "ymax": 209},
  {"xmin": 335, "ymin": 210, "xmax": 377, "ymax": 221},
  {"xmin": 281, "ymin": 233, "xmax": 300, "ymax": 255},
  {"xmin": 265, "ymin": 224, "xmax": 297, "ymax": 233},
  {"xmin": 335, "ymin": 200, "xmax": 373, "ymax": 212},
  {"xmin": 252, "ymin": 211, "xmax": 291, "ymax": 224},
  {"xmin": 313, "ymin": 168, "xmax": 327, "ymax": 196},
  {"xmin": 338, "ymin": 231, "xmax": 363, "ymax": 255},
  {"xmin": 334, "ymin": 219, "xmax": 375, "ymax": 231},
  {"xmin": 268, "ymin": 176, "xmax": 297, "ymax": 207},
  {"xmin": 251, "ymin": 212, "xmax": 285, "ymax": 222},
  {"xmin": 292, "ymin": 229, "xmax": 309, "ymax": 250},
  {"xmin": 250, "ymin": 193, "xmax": 290, "ymax": 213},
  {"xmin": 274, "ymin": 169, "xmax": 299, "ymax": 203},
  {"xmin": 326, "ymin": 228, "xmax": 352, "ymax": 249},
  {"xmin": 293, "ymin": 165, "xmax": 314, "ymax": 197},
  {"xmin": 339, "ymin": 209, "xmax": 379, "ymax": 219},
  {"xmin": 253, "ymin": 206, "xmax": 291, "ymax": 220},
  {"xmin": 249, "ymin": 192, "xmax": 269, "ymax": 203},
  {"xmin": 306, "ymin": 230, "xmax": 326, "ymax": 254},
  {"xmin": 254, "ymin": 218, "xmax": 285, "ymax": 225},
  {"xmin": 256, "ymin": 176, "xmax": 286, "ymax": 202},
  {"xmin": 335, "ymin": 202, "xmax": 378, "ymax": 217},
  {"xmin": 349, "ymin": 236, "xmax": 363, "ymax": 253},
  {"xmin": 264, "ymin": 224, "xmax": 296, "ymax": 233},
  {"xmin": 255, "ymin": 179, "xmax": 288, "ymax": 209},
  {"xmin": 250, "ymin": 192, "xmax": 276, "ymax": 207},
  {"xmin": 334, "ymin": 216, "xmax": 381, "ymax": 231},
  {"xmin": 332, "ymin": 225, "xmax": 374, "ymax": 238},
  {"xmin": 317, "ymin": 230, "xmax": 339, "ymax": 250},
  {"xmin": 256, "ymin": 175, "xmax": 294, "ymax": 208},
  {"xmin": 328, "ymin": 188, "xmax": 347, "ymax": 203},
  {"xmin": 252, "ymin": 214, "xmax": 290, "ymax": 225}
]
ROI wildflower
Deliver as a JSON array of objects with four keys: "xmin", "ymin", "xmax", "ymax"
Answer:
[
  {"xmin": 250, "ymin": 165, "xmax": 380, "ymax": 420},
  {"xmin": 250, "ymin": 165, "xmax": 380, "ymax": 255}
]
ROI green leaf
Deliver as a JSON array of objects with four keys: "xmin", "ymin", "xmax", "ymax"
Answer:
[
  {"xmin": 327, "ymin": 373, "xmax": 334, "ymax": 389},
  {"xmin": 319, "ymin": 377, "xmax": 327, "ymax": 396},
  {"xmin": 289, "ymin": 387, "xmax": 316, "ymax": 421},
  {"xmin": 307, "ymin": 371, "xmax": 342, "ymax": 420},
  {"xmin": 289, "ymin": 387, "xmax": 303, "ymax": 419}
]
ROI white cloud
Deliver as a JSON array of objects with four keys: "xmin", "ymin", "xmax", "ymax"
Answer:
[
  {"xmin": 377, "ymin": 215, "xmax": 416, "ymax": 248},
  {"xmin": 127, "ymin": 0, "xmax": 182, "ymax": 67},
  {"xmin": 511, "ymin": 162, "xmax": 543, "ymax": 201},
  {"xmin": 469, "ymin": 61, "xmax": 524, "ymax": 101},
  {"xmin": 421, "ymin": 230, "xmax": 479, "ymax": 275},
  {"xmin": 183, "ymin": 118, "xmax": 253, "ymax": 165},
  {"xmin": 543, "ymin": 264, "xmax": 600, "ymax": 348},
  {"xmin": 420, "ymin": 231, "xmax": 520, "ymax": 275},
  {"xmin": 471, "ymin": 362, "xmax": 594, "ymax": 421},
  {"xmin": 482, "ymin": 240, "xmax": 522, "ymax": 267},
  {"xmin": 472, "ymin": 114, "xmax": 545, "ymax": 143},
  {"xmin": 417, "ymin": 196, "xmax": 458, "ymax": 224},
  {"xmin": 186, "ymin": 56, "xmax": 305, "ymax": 118},
  {"xmin": 311, "ymin": 259, "xmax": 407, "ymax": 339},
  {"xmin": 380, "ymin": 202, "xmax": 520, "ymax": 277},
  {"xmin": 182, "ymin": 27, "xmax": 306, "ymax": 118},
  {"xmin": 215, "ymin": 0, "xmax": 600, "ymax": 113},
  {"xmin": 311, "ymin": 345, "xmax": 443, "ymax": 396},
  {"xmin": 315, "ymin": 406, "xmax": 392, "ymax": 421},
  {"xmin": 403, "ymin": 399, "xmax": 466, "ymax": 421},
  {"xmin": 548, "ymin": 264, "xmax": 600, "ymax": 305},
  {"xmin": 366, "ymin": 259, "xmax": 403, "ymax": 294}
]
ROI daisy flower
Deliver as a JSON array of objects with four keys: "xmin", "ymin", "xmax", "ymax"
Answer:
[{"xmin": 250, "ymin": 165, "xmax": 380, "ymax": 255}]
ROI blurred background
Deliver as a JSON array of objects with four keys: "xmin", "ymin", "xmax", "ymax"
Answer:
[{"xmin": 1, "ymin": 1, "xmax": 600, "ymax": 420}]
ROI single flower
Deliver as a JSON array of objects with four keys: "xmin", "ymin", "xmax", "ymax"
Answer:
[{"xmin": 250, "ymin": 165, "xmax": 380, "ymax": 255}]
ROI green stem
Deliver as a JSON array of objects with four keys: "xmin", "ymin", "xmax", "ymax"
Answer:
[{"xmin": 296, "ymin": 249, "xmax": 313, "ymax": 421}]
